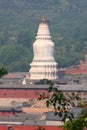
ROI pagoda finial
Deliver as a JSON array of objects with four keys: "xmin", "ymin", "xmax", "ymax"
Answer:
[{"xmin": 41, "ymin": 16, "xmax": 47, "ymax": 23}]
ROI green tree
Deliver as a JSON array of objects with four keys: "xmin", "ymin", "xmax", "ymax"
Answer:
[
  {"xmin": 0, "ymin": 67, "xmax": 8, "ymax": 77},
  {"xmin": 17, "ymin": 31, "xmax": 33, "ymax": 48},
  {"xmin": 64, "ymin": 108, "xmax": 87, "ymax": 130},
  {"xmin": 39, "ymin": 82, "xmax": 87, "ymax": 130},
  {"xmin": 39, "ymin": 82, "xmax": 80, "ymax": 122}
]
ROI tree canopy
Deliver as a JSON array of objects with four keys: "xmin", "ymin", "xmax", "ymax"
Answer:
[
  {"xmin": 39, "ymin": 82, "xmax": 87, "ymax": 130},
  {"xmin": 0, "ymin": 0, "xmax": 87, "ymax": 71},
  {"xmin": 0, "ymin": 67, "xmax": 8, "ymax": 77}
]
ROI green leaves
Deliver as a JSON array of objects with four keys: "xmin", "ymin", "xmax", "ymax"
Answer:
[
  {"xmin": 64, "ymin": 109, "xmax": 87, "ymax": 130},
  {"xmin": 0, "ymin": 0, "xmax": 87, "ymax": 71},
  {"xmin": 38, "ymin": 82, "xmax": 81, "ymax": 123},
  {"xmin": 46, "ymin": 100, "xmax": 50, "ymax": 107},
  {"xmin": 38, "ymin": 82, "xmax": 87, "ymax": 129},
  {"xmin": 0, "ymin": 44, "xmax": 32, "ymax": 71},
  {"xmin": 0, "ymin": 67, "xmax": 8, "ymax": 77}
]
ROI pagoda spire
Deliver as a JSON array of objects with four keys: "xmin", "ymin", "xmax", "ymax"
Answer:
[
  {"xmin": 29, "ymin": 18, "xmax": 58, "ymax": 80},
  {"xmin": 40, "ymin": 16, "xmax": 47, "ymax": 24},
  {"xmin": 36, "ymin": 17, "xmax": 51, "ymax": 40}
]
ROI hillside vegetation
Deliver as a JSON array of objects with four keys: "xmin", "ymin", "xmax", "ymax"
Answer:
[{"xmin": 0, "ymin": 0, "xmax": 87, "ymax": 71}]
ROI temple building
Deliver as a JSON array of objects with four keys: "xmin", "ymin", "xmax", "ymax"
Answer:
[
  {"xmin": 58, "ymin": 54, "xmax": 87, "ymax": 75},
  {"xmin": 29, "ymin": 17, "xmax": 58, "ymax": 80}
]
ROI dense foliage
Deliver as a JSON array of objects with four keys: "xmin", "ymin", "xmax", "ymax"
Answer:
[
  {"xmin": 39, "ymin": 82, "xmax": 80, "ymax": 122},
  {"xmin": 0, "ymin": 0, "xmax": 87, "ymax": 71},
  {"xmin": 39, "ymin": 82, "xmax": 87, "ymax": 130},
  {"xmin": 64, "ymin": 108, "xmax": 87, "ymax": 130},
  {"xmin": 0, "ymin": 67, "xmax": 8, "ymax": 77}
]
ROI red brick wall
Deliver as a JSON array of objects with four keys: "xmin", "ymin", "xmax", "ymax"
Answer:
[
  {"xmin": 0, "ymin": 126, "xmax": 8, "ymax": 130},
  {"xmin": 12, "ymin": 126, "xmax": 63, "ymax": 130},
  {"xmin": 65, "ymin": 69, "xmax": 87, "ymax": 74},
  {"xmin": 0, "ymin": 111, "xmax": 17, "ymax": 117},
  {"xmin": 0, "ymin": 126, "xmax": 63, "ymax": 130},
  {"xmin": 0, "ymin": 89, "xmax": 48, "ymax": 98}
]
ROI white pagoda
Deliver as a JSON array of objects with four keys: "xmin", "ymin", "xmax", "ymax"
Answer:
[{"xmin": 29, "ymin": 17, "xmax": 58, "ymax": 80}]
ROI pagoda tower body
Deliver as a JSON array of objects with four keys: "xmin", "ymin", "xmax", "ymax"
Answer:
[{"xmin": 29, "ymin": 18, "xmax": 58, "ymax": 80}]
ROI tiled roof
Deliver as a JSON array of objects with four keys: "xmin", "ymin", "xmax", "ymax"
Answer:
[
  {"xmin": 46, "ymin": 107, "xmax": 83, "ymax": 121},
  {"xmin": 0, "ymin": 107, "xmax": 22, "ymax": 112},
  {"xmin": 59, "ymin": 84, "xmax": 87, "ymax": 91}
]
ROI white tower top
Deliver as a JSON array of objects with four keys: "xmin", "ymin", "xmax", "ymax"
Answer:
[
  {"xmin": 33, "ymin": 17, "xmax": 54, "ymax": 61},
  {"xmin": 29, "ymin": 17, "xmax": 58, "ymax": 80},
  {"xmin": 36, "ymin": 17, "xmax": 51, "ymax": 40}
]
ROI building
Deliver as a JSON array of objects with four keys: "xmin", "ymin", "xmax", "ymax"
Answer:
[
  {"xmin": 0, "ymin": 126, "xmax": 63, "ymax": 130},
  {"xmin": 0, "ymin": 72, "xmax": 87, "ymax": 104},
  {"xmin": 29, "ymin": 17, "xmax": 58, "ymax": 80},
  {"xmin": 58, "ymin": 54, "xmax": 87, "ymax": 75},
  {"xmin": 0, "ymin": 18, "xmax": 87, "ymax": 129}
]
